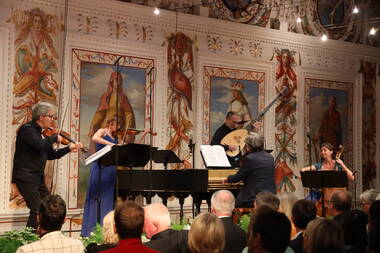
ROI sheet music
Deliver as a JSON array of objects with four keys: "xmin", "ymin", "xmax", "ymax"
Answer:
[
  {"xmin": 84, "ymin": 144, "xmax": 113, "ymax": 166},
  {"xmin": 200, "ymin": 145, "xmax": 231, "ymax": 168}
]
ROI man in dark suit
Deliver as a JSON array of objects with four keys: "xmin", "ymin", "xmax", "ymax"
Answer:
[
  {"xmin": 143, "ymin": 203, "xmax": 190, "ymax": 253},
  {"xmin": 102, "ymin": 201, "xmax": 160, "ymax": 253},
  {"xmin": 289, "ymin": 199, "xmax": 317, "ymax": 253},
  {"xmin": 226, "ymin": 133, "xmax": 276, "ymax": 207},
  {"xmin": 12, "ymin": 102, "xmax": 82, "ymax": 229},
  {"xmin": 211, "ymin": 190, "xmax": 246, "ymax": 253}
]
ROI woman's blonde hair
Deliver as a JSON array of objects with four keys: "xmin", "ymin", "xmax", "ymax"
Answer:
[
  {"xmin": 188, "ymin": 213, "xmax": 225, "ymax": 253},
  {"xmin": 277, "ymin": 191, "xmax": 298, "ymax": 219},
  {"xmin": 102, "ymin": 210, "xmax": 119, "ymax": 244}
]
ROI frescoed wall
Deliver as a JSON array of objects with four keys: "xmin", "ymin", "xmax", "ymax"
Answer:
[{"xmin": 0, "ymin": 0, "xmax": 379, "ymax": 232}]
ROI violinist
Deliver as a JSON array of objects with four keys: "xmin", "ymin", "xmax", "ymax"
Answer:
[
  {"xmin": 81, "ymin": 115, "xmax": 149, "ymax": 237},
  {"xmin": 11, "ymin": 102, "xmax": 83, "ymax": 230}
]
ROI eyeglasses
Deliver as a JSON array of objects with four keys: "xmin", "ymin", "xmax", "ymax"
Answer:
[{"xmin": 44, "ymin": 114, "xmax": 57, "ymax": 120}]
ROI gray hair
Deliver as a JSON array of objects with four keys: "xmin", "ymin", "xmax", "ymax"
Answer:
[
  {"xmin": 255, "ymin": 191, "xmax": 280, "ymax": 211},
  {"xmin": 144, "ymin": 203, "xmax": 171, "ymax": 227},
  {"xmin": 211, "ymin": 190, "xmax": 235, "ymax": 216},
  {"xmin": 32, "ymin": 102, "xmax": 54, "ymax": 121},
  {"xmin": 360, "ymin": 189, "xmax": 380, "ymax": 204},
  {"xmin": 244, "ymin": 132, "xmax": 264, "ymax": 151}
]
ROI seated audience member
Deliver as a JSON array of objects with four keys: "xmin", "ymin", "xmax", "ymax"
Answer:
[
  {"xmin": 303, "ymin": 218, "xmax": 344, "ymax": 253},
  {"xmin": 16, "ymin": 195, "xmax": 84, "ymax": 253},
  {"xmin": 86, "ymin": 211, "xmax": 118, "ymax": 253},
  {"xmin": 254, "ymin": 191, "xmax": 280, "ymax": 211},
  {"xmin": 246, "ymin": 206, "xmax": 291, "ymax": 253},
  {"xmin": 359, "ymin": 189, "xmax": 379, "ymax": 215},
  {"xmin": 188, "ymin": 213, "xmax": 225, "ymax": 253},
  {"xmin": 210, "ymin": 190, "xmax": 246, "ymax": 253},
  {"xmin": 143, "ymin": 203, "xmax": 190, "ymax": 253},
  {"xmin": 102, "ymin": 201, "xmax": 160, "ymax": 253},
  {"xmin": 336, "ymin": 209, "xmax": 368, "ymax": 253},
  {"xmin": 289, "ymin": 199, "xmax": 317, "ymax": 253},
  {"xmin": 277, "ymin": 192, "xmax": 298, "ymax": 238},
  {"xmin": 331, "ymin": 190, "xmax": 352, "ymax": 223},
  {"xmin": 368, "ymin": 200, "xmax": 380, "ymax": 253}
]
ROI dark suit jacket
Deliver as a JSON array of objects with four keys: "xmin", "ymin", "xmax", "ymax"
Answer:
[
  {"xmin": 289, "ymin": 232, "xmax": 304, "ymax": 253},
  {"xmin": 101, "ymin": 238, "xmax": 160, "ymax": 253},
  {"xmin": 86, "ymin": 243, "xmax": 116, "ymax": 253},
  {"xmin": 221, "ymin": 217, "xmax": 246, "ymax": 253},
  {"xmin": 144, "ymin": 229, "xmax": 190, "ymax": 253},
  {"xmin": 227, "ymin": 150, "xmax": 276, "ymax": 207}
]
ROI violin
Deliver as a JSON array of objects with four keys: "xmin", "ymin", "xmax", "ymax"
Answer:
[
  {"xmin": 113, "ymin": 128, "xmax": 157, "ymax": 136},
  {"xmin": 43, "ymin": 127, "xmax": 89, "ymax": 153}
]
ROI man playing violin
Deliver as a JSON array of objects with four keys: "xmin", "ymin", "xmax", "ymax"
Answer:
[{"xmin": 12, "ymin": 102, "xmax": 83, "ymax": 230}]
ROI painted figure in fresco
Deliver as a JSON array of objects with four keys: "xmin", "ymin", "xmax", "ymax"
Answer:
[
  {"xmin": 314, "ymin": 96, "xmax": 342, "ymax": 151},
  {"xmin": 166, "ymin": 32, "xmax": 195, "ymax": 168},
  {"xmin": 227, "ymin": 81, "xmax": 252, "ymax": 129},
  {"xmin": 12, "ymin": 8, "xmax": 60, "ymax": 123},
  {"xmin": 88, "ymin": 71, "xmax": 136, "ymax": 143}
]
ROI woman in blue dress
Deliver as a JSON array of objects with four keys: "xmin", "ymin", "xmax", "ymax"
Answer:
[{"xmin": 81, "ymin": 116, "xmax": 119, "ymax": 237}]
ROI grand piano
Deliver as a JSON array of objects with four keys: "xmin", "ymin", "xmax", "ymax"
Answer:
[{"xmin": 117, "ymin": 169, "xmax": 242, "ymax": 221}]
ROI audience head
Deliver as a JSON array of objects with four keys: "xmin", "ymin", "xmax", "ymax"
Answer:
[
  {"xmin": 304, "ymin": 218, "xmax": 344, "ymax": 253},
  {"xmin": 291, "ymin": 199, "xmax": 317, "ymax": 230},
  {"xmin": 254, "ymin": 191, "xmax": 280, "ymax": 211},
  {"xmin": 331, "ymin": 190, "xmax": 352, "ymax": 215},
  {"xmin": 369, "ymin": 200, "xmax": 380, "ymax": 222},
  {"xmin": 103, "ymin": 210, "xmax": 119, "ymax": 244},
  {"xmin": 360, "ymin": 189, "xmax": 379, "ymax": 214},
  {"xmin": 277, "ymin": 191, "xmax": 298, "ymax": 219},
  {"xmin": 248, "ymin": 206, "xmax": 291, "ymax": 253},
  {"xmin": 244, "ymin": 132, "xmax": 264, "ymax": 152},
  {"xmin": 188, "ymin": 213, "xmax": 225, "ymax": 253},
  {"xmin": 143, "ymin": 203, "xmax": 171, "ymax": 239},
  {"xmin": 337, "ymin": 209, "xmax": 368, "ymax": 251},
  {"xmin": 211, "ymin": 190, "xmax": 235, "ymax": 217},
  {"xmin": 38, "ymin": 194, "xmax": 66, "ymax": 232},
  {"xmin": 114, "ymin": 200, "xmax": 144, "ymax": 240}
]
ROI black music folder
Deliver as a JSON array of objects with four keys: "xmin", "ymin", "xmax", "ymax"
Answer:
[
  {"xmin": 99, "ymin": 143, "xmax": 157, "ymax": 167},
  {"xmin": 300, "ymin": 170, "xmax": 348, "ymax": 188}
]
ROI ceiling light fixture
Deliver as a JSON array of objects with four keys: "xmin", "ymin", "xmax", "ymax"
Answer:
[
  {"xmin": 296, "ymin": 17, "xmax": 302, "ymax": 23},
  {"xmin": 352, "ymin": 6, "xmax": 359, "ymax": 14},
  {"xmin": 321, "ymin": 34, "xmax": 328, "ymax": 41},
  {"xmin": 369, "ymin": 27, "xmax": 376, "ymax": 35},
  {"xmin": 154, "ymin": 7, "xmax": 160, "ymax": 15}
]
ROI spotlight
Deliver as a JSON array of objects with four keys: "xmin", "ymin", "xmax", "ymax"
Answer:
[
  {"xmin": 154, "ymin": 7, "xmax": 160, "ymax": 15},
  {"xmin": 296, "ymin": 17, "xmax": 302, "ymax": 23},
  {"xmin": 369, "ymin": 27, "xmax": 376, "ymax": 35},
  {"xmin": 352, "ymin": 6, "xmax": 359, "ymax": 14},
  {"xmin": 321, "ymin": 34, "xmax": 328, "ymax": 41}
]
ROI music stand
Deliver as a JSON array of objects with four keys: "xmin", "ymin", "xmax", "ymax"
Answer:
[
  {"xmin": 93, "ymin": 143, "xmax": 155, "ymax": 224},
  {"xmin": 301, "ymin": 170, "xmax": 348, "ymax": 217},
  {"xmin": 152, "ymin": 150, "xmax": 182, "ymax": 170},
  {"xmin": 100, "ymin": 143, "xmax": 156, "ymax": 167}
]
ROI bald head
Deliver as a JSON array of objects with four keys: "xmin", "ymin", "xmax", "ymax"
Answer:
[
  {"xmin": 211, "ymin": 190, "xmax": 235, "ymax": 216},
  {"xmin": 144, "ymin": 203, "xmax": 171, "ymax": 238}
]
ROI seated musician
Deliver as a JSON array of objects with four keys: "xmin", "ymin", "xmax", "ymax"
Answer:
[
  {"xmin": 211, "ymin": 111, "xmax": 242, "ymax": 167},
  {"xmin": 225, "ymin": 133, "xmax": 276, "ymax": 208},
  {"xmin": 301, "ymin": 142, "xmax": 354, "ymax": 181}
]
